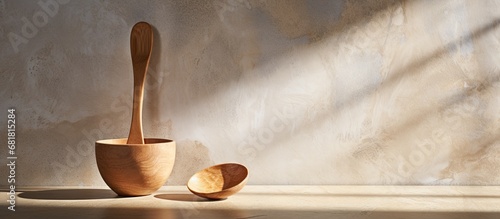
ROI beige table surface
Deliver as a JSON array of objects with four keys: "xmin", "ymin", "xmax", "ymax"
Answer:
[{"xmin": 1, "ymin": 185, "xmax": 499, "ymax": 219}]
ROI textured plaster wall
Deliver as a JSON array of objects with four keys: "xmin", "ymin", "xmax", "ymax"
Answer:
[{"xmin": 1, "ymin": 0, "xmax": 499, "ymax": 186}]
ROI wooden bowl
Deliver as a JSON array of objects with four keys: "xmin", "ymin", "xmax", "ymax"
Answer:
[
  {"xmin": 95, "ymin": 138, "xmax": 176, "ymax": 196},
  {"xmin": 187, "ymin": 163, "xmax": 248, "ymax": 200}
]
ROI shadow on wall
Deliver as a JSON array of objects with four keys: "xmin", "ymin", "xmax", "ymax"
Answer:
[
  {"xmin": 144, "ymin": 0, "xmax": 499, "ymax": 184},
  {"xmin": 166, "ymin": 140, "xmax": 214, "ymax": 185},
  {"xmin": 143, "ymin": 25, "xmax": 163, "ymax": 127},
  {"xmin": 159, "ymin": 0, "xmax": 399, "ymax": 115}
]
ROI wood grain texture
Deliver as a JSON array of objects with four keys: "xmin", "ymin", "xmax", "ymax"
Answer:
[
  {"xmin": 187, "ymin": 163, "xmax": 248, "ymax": 200},
  {"xmin": 96, "ymin": 138, "xmax": 175, "ymax": 196},
  {"xmin": 127, "ymin": 22, "xmax": 153, "ymax": 144}
]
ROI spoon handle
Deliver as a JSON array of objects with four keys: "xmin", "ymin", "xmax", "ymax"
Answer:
[
  {"xmin": 127, "ymin": 22, "xmax": 153, "ymax": 144},
  {"xmin": 128, "ymin": 65, "xmax": 146, "ymax": 144}
]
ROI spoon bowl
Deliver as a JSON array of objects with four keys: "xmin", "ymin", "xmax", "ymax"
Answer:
[{"xmin": 187, "ymin": 163, "xmax": 248, "ymax": 200}]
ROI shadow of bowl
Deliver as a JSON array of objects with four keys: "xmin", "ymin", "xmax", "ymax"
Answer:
[
  {"xmin": 154, "ymin": 193, "xmax": 223, "ymax": 202},
  {"xmin": 18, "ymin": 189, "xmax": 121, "ymax": 200}
]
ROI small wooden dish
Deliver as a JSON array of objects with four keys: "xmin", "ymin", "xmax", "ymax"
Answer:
[
  {"xmin": 187, "ymin": 163, "xmax": 248, "ymax": 200},
  {"xmin": 95, "ymin": 138, "xmax": 176, "ymax": 196}
]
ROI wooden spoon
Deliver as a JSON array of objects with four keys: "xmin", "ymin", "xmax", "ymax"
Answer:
[{"xmin": 127, "ymin": 22, "xmax": 153, "ymax": 144}]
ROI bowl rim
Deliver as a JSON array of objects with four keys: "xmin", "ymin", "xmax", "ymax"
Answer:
[
  {"xmin": 96, "ymin": 138, "xmax": 175, "ymax": 146},
  {"xmin": 187, "ymin": 162, "xmax": 248, "ymax": 194}
]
